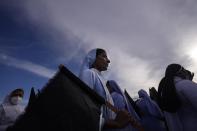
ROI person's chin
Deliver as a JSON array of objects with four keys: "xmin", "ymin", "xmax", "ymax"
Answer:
[{"xmin": 103, "ymin": 67, "xmax": 108, "ymax": 71}]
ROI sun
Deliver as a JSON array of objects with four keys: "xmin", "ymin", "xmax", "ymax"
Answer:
[
  {"xmin": 184, "ymin": 39, "xmax": 197, "ymax": 82},
  {"xmin": 182, "ymin": 35, "xmax": 197, "ymax": 63},
  {"xmin": 188, "ymin": 46, "xmax": 197, "ymax": 61}
]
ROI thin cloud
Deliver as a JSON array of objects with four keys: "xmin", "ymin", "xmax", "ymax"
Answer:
[
  {"xmin": 0, "ymin": 54, "xmax": 56, "ymax": 78},
  {"xmin": 5, "ymin": 0, "xmax": 197, "ymax": 96}
]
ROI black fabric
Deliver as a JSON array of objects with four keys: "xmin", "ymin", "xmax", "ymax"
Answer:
[
  {"xmin": 157, "ymin": 64, "xmax": 182, "ymax": 113},
  {"xmin": 158, "ymin": 77, "xmax": 181, "ymax": 113},
  {"xmin": 7, "ymin": 66, "xmax": 105, "ymax": 131},
  {"xmin": 25, "ymin": 87, "xmax": 36, "ymax": 112},
  {"xmin": 149, "ymin": 87, "xmax": 159, "ymax": 105}
]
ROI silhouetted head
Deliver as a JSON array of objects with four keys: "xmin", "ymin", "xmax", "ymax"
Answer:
[
  {"xmin": 165, "ymin": 64, "xmax": 194, "ymax": 81},
  {"xmin": 165, "ymin": 64, "xmax": 182, "ymax": 78}
]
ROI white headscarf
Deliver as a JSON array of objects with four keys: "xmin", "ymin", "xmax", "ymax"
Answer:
[
  {"xmin": 2, "ymin": 95, "xmax": 11, "ymax": 105},
  {"xmin": 108, "ymin": 80, "xmax": 141, "ymax": 120},
  {"xmin": 79, "ymin": 49, "xmax": 97, "ymax": 78},
  {"xmin": 138, "ymin": 89, "xmax": 163, "ymax": 118}
]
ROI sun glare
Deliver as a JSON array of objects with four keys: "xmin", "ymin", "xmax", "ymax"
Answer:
[
  {"xmin": 188, "ymin": 46, "xmax": 197, "ymax": 61},
  {"xmin": 184, "ymin": 38, "xmax": 197, "ymax": 82},
  {"xmin": 183, "ymin": 35, "xmax": 197, "ymax": 63}
]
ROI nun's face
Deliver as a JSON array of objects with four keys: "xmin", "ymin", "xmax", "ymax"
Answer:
[{"xmin": 93, "ymin": 51, "xmax": 110, "ymax": 71}]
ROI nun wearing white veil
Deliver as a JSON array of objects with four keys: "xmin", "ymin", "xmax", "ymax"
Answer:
[
  {"xmin": 0, "ymin": 88, "xmax": 24, "ymax": 131},
  {"xmin": 106, "ymin": 80, "xmax": 142, "ymax": 131},
  {"xmin": 79, "ymin": 48, "xmax": 130, "ymax": 131},
  {"xmin": 136, "ymin": 89, "xmax": 166, "ymax": 131}
]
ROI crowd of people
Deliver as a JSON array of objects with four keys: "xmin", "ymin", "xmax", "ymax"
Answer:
[
  {"xmin": 1, "ymin": 48, "xmax": 197, "ymax": 131},
  {"xmin": 79, "ymin": 48, "xmax": 197, "ymax": 131}
]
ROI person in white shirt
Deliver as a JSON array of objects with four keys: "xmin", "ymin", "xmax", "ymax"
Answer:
[{"xmin": 0, "ymin": 88, "xmax": 24, "ymax": 131}]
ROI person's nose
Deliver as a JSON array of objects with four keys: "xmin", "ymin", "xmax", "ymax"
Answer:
[{"xmin": 107, "ymin": 58, "xmax": 110, "ymax": 63}]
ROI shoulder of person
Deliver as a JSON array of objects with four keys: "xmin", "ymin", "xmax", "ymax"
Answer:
[
  {"xmin": 82, "ymin": 68, "xmax": 92, "ymax": 73},
  {"xmin": 82, "ymin": 69, "xmax": 96, "ymax": 75},
  {"xmin": 80, "ymin": 69, "xmax": 98, "ymax": 81},
  {"xmin": 179, "ymin": 79, "xmax": 195, "ymax": 85},
  {"xmin": 176, "ymin": 79, "xmax": 197, "ymax": 92}
]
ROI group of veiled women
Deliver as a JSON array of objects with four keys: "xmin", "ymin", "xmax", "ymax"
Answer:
[
  {"xmin": 79, "ymin": 48, "xmax": 197, "ymax": 131},
  {"xmin": 1, "ymin": 48, "xmax": 197, "ymax": 131}
]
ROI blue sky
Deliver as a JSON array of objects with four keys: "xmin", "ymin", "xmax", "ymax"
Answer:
[
  {"xmin": 1, "ymin": 0, "xmax": 197, "ymax": 103},
  {"xmin": 0, "ymin": 1, "xmax": 86, "ymax": 102}
]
